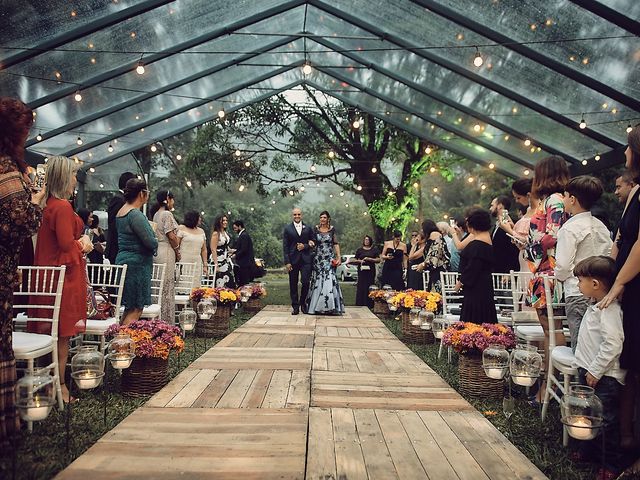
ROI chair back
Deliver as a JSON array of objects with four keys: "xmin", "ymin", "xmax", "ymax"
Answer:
[
  {"xmin": 439, "ymin": 271, "xmax": 462, "ymax": 314},
  {"xmin": 201, "ymin": 262, "xmax": 216, "ymax": 287},
  {"xmin": 510, "ymin": 270, "xmax": 533, "ymax": 313},
  {"xmin": 151, "ymin": 263, "xmax": 166, "ymax": 305},
  {"xmin": 175, "ymin": 262, "xmax": 197, "ymax": 294},
  {"xmin": 492, "ymin": 272, "xmax": 513, "ymax": 308},
  {"xmin": 85, "ymin": 263, "xmax": 127, "ymax": 321},
  {"xmin": 542, "ymin": 274, "xmax": 567, "ymax": 351},
  {"xmin": 13, "ymin": 266, "xmax": 66, "ymax": 340},
  {"xmin": 421, "ymin": 271, "xmax": 430, "ymax": 291}
]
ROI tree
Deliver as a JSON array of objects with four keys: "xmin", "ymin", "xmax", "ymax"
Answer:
[{"xmin": 182, "ymin": 86, "xmax": 459, "ymax": 243}]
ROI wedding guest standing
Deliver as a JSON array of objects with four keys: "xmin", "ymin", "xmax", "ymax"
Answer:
[
  {"xmin": 416, "ymin": 219, "xmax": 450, "ymax": 292},
  {"xmin": 232, "ymin": 220, "xmax": 256, "ymax": 287},
  {"xmin": 306, "ymin": 211, "xmax": 345, "ymax": 315},
  {"xmin": 116, "ymin": 178, "xmax": 157, "ymax": 325},
  {"xmin": 178, "ymin": 210, "xmax": 207, "ymax": 287},
  {"xmin": 489, "ymin": 195, "xmax": 520, "ymax": 274},
  {"xmin": 0, "ymin": 97, "xmax": 44, "ymax": 450},
  {"xmin": 210, "ymin": 214, "xmax": 235, "ymax": 287},
  {"xmin": 32, "ymin": 156, "xmax": 93, "ymax": 403},
  {"xmin": 380, "ymin": 230, "xmax": 406, "ymax": 291},
  {"xmin": 105, "ymin": 171, "xmax": 136, "ymax": 263},
  {"xmin": 352, "ymin": 235, "xmax": 381, "ymax": 306},
  {"xmin": 283, "ymin": 208, "xmax": 315, "ymax": 314},
  {"xmin": 87, "ymin": 214, "xmax": 106, "ymax": 265},
  {"xmin": 406, "ymin": 231, "xmax": 426, "ymax": 289},
  {"xmin": 150, "ymin": 189, "xmax": 181, "ymax": 322}
]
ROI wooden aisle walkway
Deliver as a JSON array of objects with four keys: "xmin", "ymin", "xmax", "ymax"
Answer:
[{"xmin": 58, "ymin": 306, "xmax": 547, "ymax": 479}]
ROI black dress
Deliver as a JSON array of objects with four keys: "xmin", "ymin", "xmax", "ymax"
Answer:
[
  {"xmin": 406, "ymin": 243, "xmax": 425, "ymax": 290},
  {"xmin": 381, "ymin": 244, "xmax": 405, "ymax": 291},
  {"xmin": 459, "ymin": 240, "xmax": 497, "ymax": 324},
  {"xmin": 354, "ymin": 246, "xmax": 380, "ymax": 306},
  {"xmin": 617, "ymin": 188, "xmax": 640, "ymax": 372}
]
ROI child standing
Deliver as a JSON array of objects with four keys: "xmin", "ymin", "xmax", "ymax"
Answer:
[
  {"xmin": 572, "ymin": 256, "xmax": 626, "ymax": 479},
  {"xmin": 556, "ymin": 176, "xmax": 613, "ymax": 350}
]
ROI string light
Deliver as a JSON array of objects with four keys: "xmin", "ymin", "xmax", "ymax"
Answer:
[
  {"xmin": 302, "ymin": 62, "xmax": 312, "ymax": 75},
  {"xmin": 339, "ymin": 191, "xmax": 345, "ymax": 197},
  {"xmin": 363, "ymin": 211, "xmax": 368, "ymax": 216},
  {"xmin": 238, "ymin": 185, "xmax": 245, "ymax": 192},
  {"xmin": 135, "ymin": 61, "xmax": 145, "ymax": 75},
  {"xmin": 414, "ymin": 218, "xmax": 420, "ymax": 223},
  {"xmin": 356, "ymin": 185, "xmax": 362, "ymax": 191},
  {"xmin": 371, "ymin": 166, "xmax": 377, "ymax": 173},
  {"xmin": 150, "ymin": 144, "xmax": 157, "ymax": 152},
  {"xmin": 76, "ymin": 136, "xmax": 83, "ymax": 146},
  {"xmin": 344, "ymin": 203, "xmax": 349, "ymax": 208},
  {"xmin": 74, "ymin": 90, "xmax": 82, "ymax": 102},
  {"xmin": 300, "ymin": 186, "xmax": 305, "ymax": 192},
  {"xmin": 579, "ymin": 116, "xmax": 587, "ymax": 129},
  {"xmin": 467, "ymin": 177, "xmax": 474, "ymax": 183},
  {"xmin": 235, "ymin": 149, "xmax": 241, "ymax": 157},
  {"xmin": 524, "ymin": 139, "xmax": 531, "ymax": 147},
  {"xmin": 272, "ymin": 200, "xmax": 276, "ymax": 204},
  {"xmin": 310, "ymin": 164, "xmax": 317, "ymax": 172},
  {"xmin": 443, "ymin": 214, "xmax": 449, "ymax": 220},
  {"xmin": 413, "ymin": 182, "xmax": 419, "ymax": 188},
  {"xmin": 352, "ymin": 119, "xmax": 361, "ymax": 129},
  {"xmin": 481, "ymin": 184, "xmax": 487, "ymax": 190},
  {"xmin": 433, "ymin": 187, "xmax": 438, "ymax": 193},
  {"xmin": 488, "ymin": 163, "xmax": 495, "ymax": 169},
  {"xmin": 186, "ymin": 180, "xmax": 192, "ymax": 188},
  {"xmin": 244, "ymin": 161, "xmax": 251, "ymax": 167},
  {"xmin": 582, "ymin": 159, "xmax": 588, "ymax": 165},
  {"xmin": 425, "ymin": 146, "xmax": 432, "ymax": 154},
  {"xmin": 473, "ymin": 47, "xmax": 483, "ymax": 67},
  {"xmin": 99, "ymin": 183, "xmax": 104, "ymax": 188},
  {"xmin": 218, "ymin": 108, "xmax": 225, "ymax": 119},
  {"xmin": 176, "ymin": 154, "xmax": 182, "ymax": 160},
  {"xmin": 89, "ymin": 167, "xmax": 96, "ymax": 173},
  {"xmin": 429, "ymin": 166, "xmax": 436, "ymax": 173},
  {"xmin": 107, "ymin": 144, "xmax": 114, "ymax": 153},
  {"xmin": 627, "ymin": 124, "xmax": 633, "ymax": 133},
  {"xmin": 328, "ymin": 150, "xmax": 335, "ymax": 158},
  {"xmin": 595, "ymin": 154, "xmax": 601, "ymax": 161},
  {"xmin": 288, "ymin": 190, "xmax": 294, "ymax": 196},
  {"xmin": 36, "ymin": 132, "xmax": 43, "ymax": 142},
  {"xmin": 524, "ymin": 169, "xmax": 530, "ymax": 175},
  {"xmin": 473, "ymin": 123, "xmax": 481, "ymax": 132}
]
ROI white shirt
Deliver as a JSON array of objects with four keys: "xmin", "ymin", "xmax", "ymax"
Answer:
[
  {"xmin": 573, "ymin": 302, "xmax": 626, "ymax": 384},
  {"xmin": 554, "ymin": 212, "xmax": 612, "ymax": 298},
  {"xmin": 294, "ymin": 221, "xmax": 302, "ymax": 235}
]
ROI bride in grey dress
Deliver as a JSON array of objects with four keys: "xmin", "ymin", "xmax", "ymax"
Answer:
[{"xmin": 306, "ymin": 211, "xmax": 345, "ymax": 315}]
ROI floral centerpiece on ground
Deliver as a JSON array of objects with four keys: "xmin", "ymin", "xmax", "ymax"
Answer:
[
  {"xmin": 189, "ymin": 287, "xmax": 214, "ymax": 303},
  {"xmin": 389, "ymin": 289, "xmax": 442, "ymax": 311},
  {"xmin": 368, "ymin": 289, "xmax": 388, "ymax": 301},
  {"xmin": 441, "ymin": 322, "xmax": 515, "ymax": 355},
  {"xmin": 242, "ymin": 283, "xmax": 267, "ymax": 299},
  {"xmin": 190, "ymin": 286, "xmax": 240, "ymax": 304},
  {"xmin": 105, "ymin": 319, "xmax": 184, "ymax": 360}
]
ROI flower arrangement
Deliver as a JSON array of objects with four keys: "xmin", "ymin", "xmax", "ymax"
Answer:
[
  {"xmin": 241, "ymin": 283, "xmax": 267, "ymax": 299},
  {"xmin": 441, "ymin": 322, "xmax": 515, "ymax": 355},
  {"xmin": 190, "ymin": 286, "xmax": 240, "ymax": 304},
  {"xmin": 105, "ymin": 319, "xmax": 184, "ymax": 360},
  {"xmin": 368, "ymin": 289, "xmax": 389, "ymax": 300},
  {"xmin": 389, "ymin": 289, "xmax": 442, "ymax": 311}
]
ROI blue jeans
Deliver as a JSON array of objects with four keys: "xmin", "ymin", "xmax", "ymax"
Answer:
[{"xmin": 576, "ymin": 368, "xmax": 623, "ymax": 472}]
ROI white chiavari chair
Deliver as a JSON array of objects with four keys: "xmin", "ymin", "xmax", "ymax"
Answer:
[{"xmin": 139, "ymin": 263, "xmax": 166, "ymax": 320}]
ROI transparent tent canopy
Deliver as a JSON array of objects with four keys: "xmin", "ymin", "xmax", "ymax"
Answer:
[{"xmin": 0, "ymin": 0, "xmax": 636, "ymax": 177}]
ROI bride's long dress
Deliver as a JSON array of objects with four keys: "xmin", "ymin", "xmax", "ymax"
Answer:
[{"xmin": 306, "ymin": 227, "xmax": 345, "ymax": 315}]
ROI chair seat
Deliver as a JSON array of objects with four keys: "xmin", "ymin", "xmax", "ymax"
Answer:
[
  {"xmin": 552, "ymin": 346, "xmax": 578, "ymax": 373},
  {"xmin": 85, "ymin": 318, "xmax": 118, "ymax": 334},
  {"xmin": 516, "ymin": 325, "xmax": 544, "ymax": 342},
  {"xmin": 140, "ymin": 304, "xmax": 161, "ymax": 318},
  {"xmin": 175, "ymin": 294, "xmax": 190, "ymax": 305},
  {"xmin": 512, "ymin": 311, "xmax": 539, "ymax": 323},
  {"xmin": 13, "ymin": 332, "xmax": 53, "ymax": 355}
]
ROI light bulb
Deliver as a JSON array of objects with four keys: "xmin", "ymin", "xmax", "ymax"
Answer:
[
  {"xmin": 352, "ymin": 119, "xmax": 361, "ymax": 129},
  {"xmin": 488, "ymin": 163, "xmax": 495, "ymax": 169},
  {"xmin": 473, "ymin": 50, "xmax": 483, "ymax": 67},
  {"xmin": 524, "ymin": 169, "xmax": 530, "ymax": 176},
  {"xmin": 579, "ymin": 118, "xmax": 587, "ymax": 129},
  {"xmin": 356, "ymin": 185, "xmax": 362, "ymax": 191},
  {"xmin": 300, "ymin": 186, "xmax": 305, "ymax": 192},
  {"xmin": 107, "ymin": 144, "xmax": 113, "ymax": 153},
  {"xmin": 36, "ymin": 133, "xmax": 43, "ymax": 141},
  {"xmin": 302, "ymin": 62, "xmax": 312, "ymax": 75},
  {"xmin": 473, "ymin": 124, "xmax": 481, "ymax": 132},
  {"xmin": 244, "ymin": 161, "xmax": 251, "ymax": 167},
  {"xmin": 433, "ymin": 187, "xmax": 438, "ymax": 193},
  {"xmin": 150, "ymin": 144, "xmax": 157, "ymax": 152},
  {"xmin": 176, "ymin": 154, "xmax": 182, "ymax": 160},
  {"xmin": 135, "ymin": 62, "xmax": 145, "ymax": 75},
  {"xmin": 288, "ymin": 190, "xmax": 294, "ymax": 196},
  {"xmin": 582, "ymin": 159, "xmax": 588, "ymax": 166},
  {"xmin": 363, "ymin": 211, "xmax": 368, "ymax": 216},
  {"xmin": 76, "ymin": 136, "xmax": 83, "ymax": 145},
  {"xmin": 467, "ymin": 177, "xmax": 474, "ymax": 183},
  {"xmin": 271, "ymin": 200, "xmax": 276, "ymax": 204},
  {"xmin": 595, "ymin": 154, "xmax": 601, "ymax": 161},
  {"xmin": 344, "ymin": 203, "xmax": 349, "ymax": 208},
  {"xmin": 524, "ymin": 139, "xmax": 531, "ymax": 147},
  {"xmin": 339, "ymin": 191, "xmax": 345, "ymax": 197},
  {"xmin": 627, "ymin": 124, "xmax": 633, "ymax": 133},
  {"xmin": 74, "ymin": 90, "xmax": 82, "ymax": 102},
  {"xmin": 425, "ymin": 146, "xmax": 432, "ymax": 154},
  {"xmin": 186, "ymin": 180, "xmax": 192, "ymax": 188},
  {"xmin": 217, "ymin": 109, "xmax": 225, "ymax": 119},
  {"xmin": 238, "ymin": 185, "xmax": 245, "ymax": 192},
  {"xmin": 89, "ymin": 167, "xmax": 95, "ymax": 173},
  {"xmin": 429, "ymin": 166, "xmax": 436, "ymax": 173},
  {"xmin": 481, "ymin": 184, "xmax": 487, "ymax": 190},
  {"xmin": 371, "ymin": 166, "xmax": 377, "ymax": 173},
  {"xmin": 413, "ymin": 182, "xmax": 419, "ymax": 188},
  {"xmin": 235, "ymin": 149, "xmax": 241, "ymax": 157},
  {"xmin": 310, "ymin": 164, "xmax": 316, "ymax": 172},
  {"xmin": 99, "ymin": 183, "xmax": 104, "ymax": 188},
  {"xmin": 328, "ymin": 150, "xmax": 335, "ymax": 158}
]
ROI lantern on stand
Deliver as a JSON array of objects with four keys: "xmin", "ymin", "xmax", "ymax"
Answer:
[
  {"xmin": 482, "ymin": 344, "xmax": 510, "ymax": 380},
  {"xmin": 197, "ymin": 297, "xmax": 217, "ymax": 319},
  {"xmin": 509, "ymin": 344, "xmax": 542, "ymax": 387},
  {"xmin": 239, "ymin": 285, "xmax": 251, "ymax": 303},
  {"xmin": 71, "ymin": 346, "xmax": 105, "ymax": 389},
  {"xmin": 432, "ymin": 318, "xmax": 445, "ymax": 338},
  {"xmin": 16, "ymin": 371, "xmax": 56, "ymax": 422},
  {"xmin": 107, "ymin": 332, "xmax": 136, "ymax": 370},
  {"xmin": 561, "ymin": 385, "xmax": 603, "ymax": 441},
  {"xmin": 179, "ymin": 308, "xmax": 197, "ymax": 332},
  {"xmin": 409, "ymin": 308, "xmax": 422, "ymax": 326},
  {"xmin": 419, "ymin": 309, "xmax": 434, "ymax": 330}
]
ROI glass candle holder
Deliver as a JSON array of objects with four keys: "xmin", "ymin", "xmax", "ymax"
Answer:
[
  {"xmin": 561, "ymin": 385, "xmax": 603, "ymax": 441},
  {"xmin": 410, "ymin": 308, "xmax": 422, "ymax": 326},
  {"xmin": 16, "ymin": 372, "xmax": 56, "ymax": 422},
  {"xmin": 197, "ymin": 298, "xmax": 217, "ymax": 319},
  {"xmin": 432, "ymin": 318, "xmax": 445, "ymax": 339},
  {"xmin": 179, "ymin": 308, "xmax": 197, "ymax": 332},
  {"xmin": 419, "ymin": 310, "xmax": 434, "ymax": 330},
  {"xmin": 239, "ymin": 285, "xmax": 251, "ymax": 303},
  {"xmin": 71, "ymin": 346, "xmax": 105, "ymax": 389},
  {"xmin": 509, "ymin": 344, "xmax": 542, "ymax": 387},
  {"xmin": 482, "ymin": 344, "xmax": 510, "ymax": 380},
  {"xmin": 107, "ymin": 332, "xmax": 136, "ymax": 369}
]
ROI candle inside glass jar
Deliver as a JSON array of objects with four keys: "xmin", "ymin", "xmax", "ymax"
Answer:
[
  {"xmin": 567, "ymin": 417, "xmax": 594, "ymax": 440},
  {"xmin": 76, "ymin": 371, "xmax": 100, "ymax": 389},
  {"xmin": 485, "ymin": 367, "xmax": 506, "ymax": 380},
  {"xmin": 110, "ymin": 354, "xmax": 132, "ymax": 369},
  {"xmin": 22, "ymin": 399, "xmax": 51, "ymax": 421},
  {"xmin": 511, "ymin": 369, "xmax": 537, "ymax": 386}
]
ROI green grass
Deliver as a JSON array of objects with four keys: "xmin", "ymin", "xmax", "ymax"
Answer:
[{"xmin": 0, "ymin": 311, "xmax": 253, "ymax": 480}]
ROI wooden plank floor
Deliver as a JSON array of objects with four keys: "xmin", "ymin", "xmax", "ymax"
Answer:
[{"xmin": 58, "ymin": 305, "xmax": 546, "ymax": 480}]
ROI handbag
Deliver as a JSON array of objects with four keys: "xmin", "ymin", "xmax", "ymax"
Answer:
[
  {"xmin": 86, "ymin": 284, "xmax": 98, "ymax": 318},
  {"xmin": 90, "ymin": 289, "xmax": 115, "ymax": 320}
]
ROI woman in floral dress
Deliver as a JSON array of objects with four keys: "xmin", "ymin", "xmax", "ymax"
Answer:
[
  {"xmin": 0, "ymin": 98, "xmax": 44, "ymax": 450},
  {"xmin": 306, "ymin": 211, "xmax": 345, "ymax": 315},
  {"xmin": 210, "ymin": 214, "xmax": 235, "ymax": 287},
  {"xmin": 526, "ymin": 155, "xmax": 569, "ymax": 402}
]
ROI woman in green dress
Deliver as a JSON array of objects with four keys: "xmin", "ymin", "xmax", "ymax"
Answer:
[{"xmin": 115, "ymin": 178, "xmax": 158, "ymax": 325}]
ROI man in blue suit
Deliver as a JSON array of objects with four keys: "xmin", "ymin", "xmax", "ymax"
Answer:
[{"xmin": 283, "ymin": 208, "xmax": 315, "ymax": 315}]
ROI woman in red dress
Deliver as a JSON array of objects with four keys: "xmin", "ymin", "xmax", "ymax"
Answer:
[{"xmin": 32, "ymin": 156, "xmax": 92, "ymax": 402}]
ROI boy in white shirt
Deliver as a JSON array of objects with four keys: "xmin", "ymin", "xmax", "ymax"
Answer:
[
  {"xmin": 556, "ymin": 176, "xmax": 613, "ymax": 350},
  {"xmin": 572, "ymin": 256, "xmax": 625, "ymax": 479}
]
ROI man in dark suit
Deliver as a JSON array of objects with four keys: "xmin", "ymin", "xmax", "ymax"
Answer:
[
  {"xmin": 232, "ymin": 220, "xmax": 255, "ymax": 287},
  {"xmin": 283, "ymin": 208, "xmax": 315, "ymax": 315},
  {"xmin": 489, "ymin": 195, "xmax": 520, "ymax": 274},
  {"xmin": 104, "ymin": 171, "xmax": 136, "ymax": 263}
]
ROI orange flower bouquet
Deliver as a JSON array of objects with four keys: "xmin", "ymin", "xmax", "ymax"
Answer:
[{"xmin": 105, "ymin": 319, "xmax": 184, "ymax": 360}]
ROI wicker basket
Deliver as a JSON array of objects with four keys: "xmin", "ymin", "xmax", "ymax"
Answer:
[
  {"xmin": 121, "ymin": 357, "xmax": 168, "ymax": 397},
  {"xmin": 458, "ymin": 354, "xmax": 504, "ymax": 401},
  {"xmin": 195, "ymin": 304, "xmax": 231, "ymax": 338},
  {"xmin": 372, "ymin": 300, "xmax": 390, "ymax": 315},
  {"xmin": 243, "ymin": 297, "xmax": 263, "ymax": 313},
  {"xmin": 400, "ymin": 310, "xmax": 435, "ymax": 345}
]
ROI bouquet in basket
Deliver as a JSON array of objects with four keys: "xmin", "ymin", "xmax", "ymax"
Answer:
[
  {"xmin": 105, "ymin": 319, "xmax": 184, "ymax": 360},
  {"xmin": 189, "ymin": 287, "xmax": 214, "ymax": 303},
  {"xmin": 368, "ymin": 289, "xmax": 388, "ymax": 300},
  {"xmin": 240, "ymin": 283, "xmax": 267, "ymax": 299},
  {"xmin": 190, "ymin": 286, "xmax": 240, "ymax": 304},
  {"xmin": 441, "ymin": 322, "xmax": 515, "ymax": 355},
  {"xmin": 389, "ymin": 290, "xmax": 442, "ymax": 311}
]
